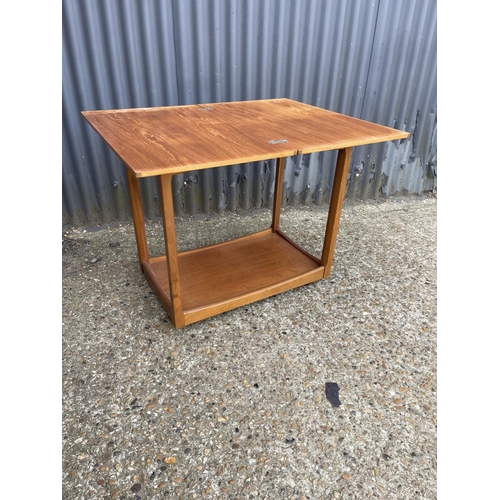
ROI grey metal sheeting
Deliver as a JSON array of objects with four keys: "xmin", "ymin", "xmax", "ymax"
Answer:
[{"xmin": 62, "ymin": 0, "xmax": 437, "ymax": 226}]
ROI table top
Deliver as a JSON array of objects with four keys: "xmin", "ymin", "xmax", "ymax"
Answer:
[{"xmin": 82, "ymin": 98, "xmax": 409, "ymax": 178}]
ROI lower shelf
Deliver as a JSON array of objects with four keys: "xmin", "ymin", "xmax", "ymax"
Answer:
[{"xmin": 143, "ymin": 229, "xmax": 325, "ymax": 326}]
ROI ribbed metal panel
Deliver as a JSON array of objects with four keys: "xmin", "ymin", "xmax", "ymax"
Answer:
[
  {"xmin": 62, "ymin": 0, "xmax": 437, "ymax": 225},
  {"xmin": 348, "ymin": 0, "xmax": 437, "ymax": 198}
]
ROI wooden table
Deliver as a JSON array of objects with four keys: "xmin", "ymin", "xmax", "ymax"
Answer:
[{"xmin": 83, "ymin": 98, "xmax": 409, "ymax": 328}]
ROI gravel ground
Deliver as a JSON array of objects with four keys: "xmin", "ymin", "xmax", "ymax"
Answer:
[{"xmin": 62, "ymin": 197, "xmax": 437, "ymax": 500}]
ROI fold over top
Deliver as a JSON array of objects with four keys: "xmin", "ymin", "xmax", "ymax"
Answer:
[{"xmin": 82, "ymin": 98, "xmax": 409, "ymax": 178}]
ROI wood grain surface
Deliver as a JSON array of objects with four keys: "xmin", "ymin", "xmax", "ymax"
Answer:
[
  {"xmin": 82, "ymin": 98, "xmax": 409, "ymax": 178},
  {"xmin": 143, "ymin": 230, "xmax": 322, "ymax": 317}
]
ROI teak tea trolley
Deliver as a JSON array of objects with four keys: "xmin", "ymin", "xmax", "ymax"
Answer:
[{"xmin": 83, "ymin": 98, "xmax": 408, "ymax": 328}]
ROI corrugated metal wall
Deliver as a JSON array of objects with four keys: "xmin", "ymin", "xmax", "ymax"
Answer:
[{"xmin": 62, "ymin": 0, "xmax": 437, "ymax": 226}]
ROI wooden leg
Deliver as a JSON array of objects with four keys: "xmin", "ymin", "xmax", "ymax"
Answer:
[
  {"xmin": 126, "ymin": 168, "xmax": 149, "ymax": 271},
  {"xmin": 321, "ymin": 147, "xmax": 353, "ymax": 277},
  {"xmin": 159, "ymin": 174, "xmax": 185, "ymax": 328},
  {"xmin": 271, "ymin": 157, "xmax": 286, "ymax": 232}
]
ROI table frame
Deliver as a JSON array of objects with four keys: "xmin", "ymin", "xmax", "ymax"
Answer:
[
  {"xmin": 82, "ymin": 98, "xmax": 408, "ymax": 329},
  {"xmin": 126, "ymin": 148, "xmax": 352, "ymax": 328}
]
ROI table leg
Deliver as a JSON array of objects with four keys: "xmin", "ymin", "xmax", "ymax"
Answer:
[
  {"xmin": 159, "ymin": 174, "xmax": 185, "ymax": 328},
  {"xmin": 321, "ymin": 147, "xmax": 353, "ymax": 277},
  {"xmin": 271, "ymin": 157, "xmax": 286, "ymax": 232},
  {"xmin": 126, "ymin": 168, "xmax": 149, "ymax": 271}
]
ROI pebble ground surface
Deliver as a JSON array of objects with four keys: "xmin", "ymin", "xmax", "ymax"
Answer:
[{"xmin": 62, "ymin": 197, "xmax": 437, "ymax": 500}]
